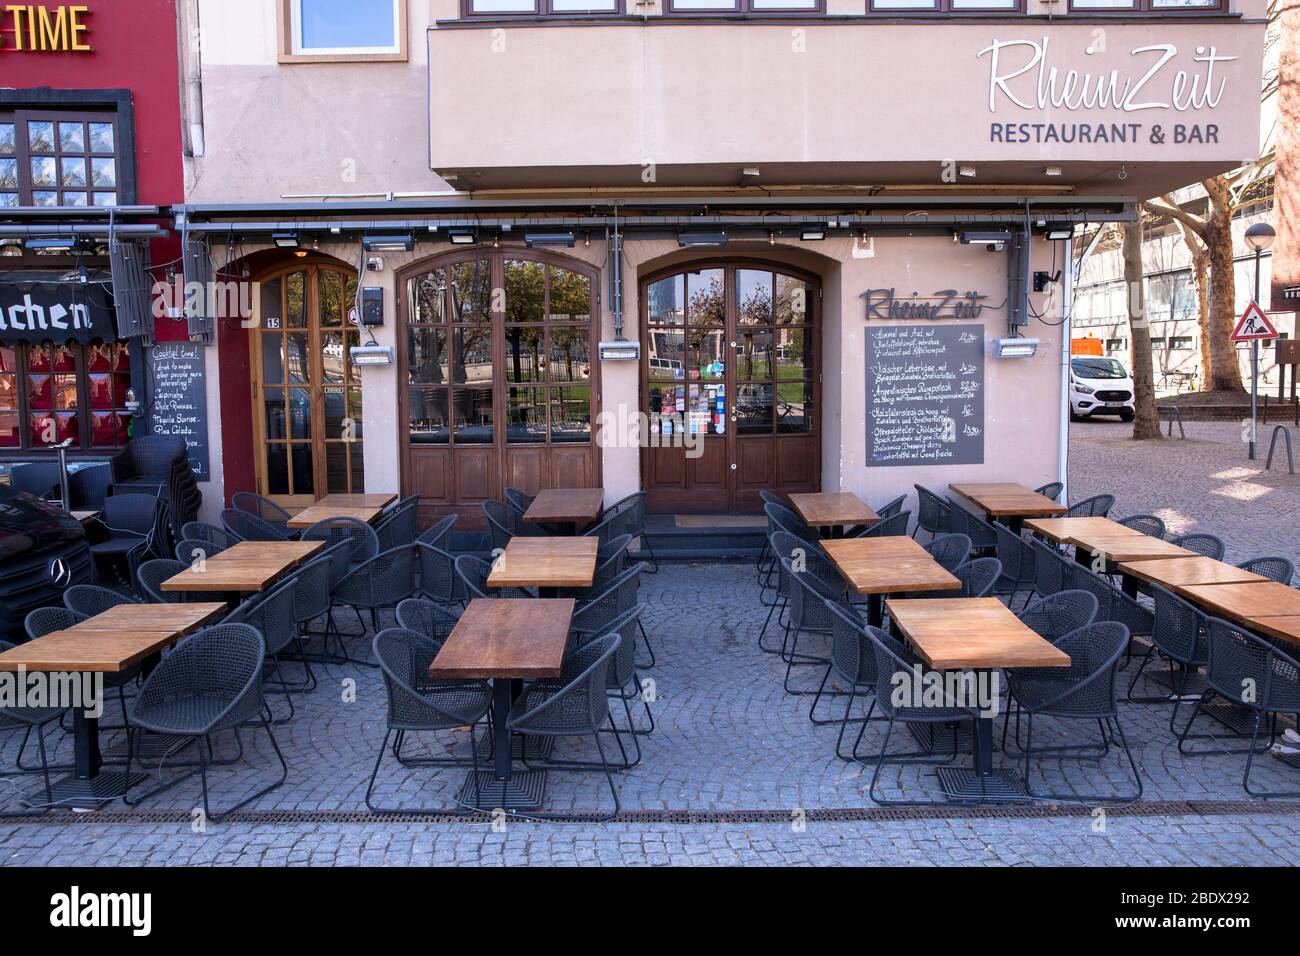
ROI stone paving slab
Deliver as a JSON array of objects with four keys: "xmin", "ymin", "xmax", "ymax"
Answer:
[{"xmin": 1, "ymin": 418, "xmax": 1298, "ymax": 865}]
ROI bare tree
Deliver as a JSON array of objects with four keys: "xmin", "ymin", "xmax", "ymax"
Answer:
[
  {"xmin": 1124, "ymin": 221, "xmax": 1162, "ymax": 440},
  {"xmin": 1140, "ymin": 0, "xmax": 1280, "ymax": 393}
]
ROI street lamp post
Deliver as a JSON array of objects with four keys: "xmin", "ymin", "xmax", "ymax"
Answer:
[{"xmin": 1244, "ymin": 222, "xmax": 1275, "ymax": 461}]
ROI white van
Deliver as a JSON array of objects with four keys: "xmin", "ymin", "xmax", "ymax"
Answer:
[{"xmin": 1070, "ymin": 356, "xmax": 1135, "ymax": 422}]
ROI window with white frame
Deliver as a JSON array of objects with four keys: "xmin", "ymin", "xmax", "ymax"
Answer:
[{"xmin": 281, "ymin": 0, "xmax": 406, "ymax": 60}]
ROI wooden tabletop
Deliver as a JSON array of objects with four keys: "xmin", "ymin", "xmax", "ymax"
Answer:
[
  {"xmin": 1023, "ymin": 516, "xmax": 1142, "ymax": 544},
  {"xmin": 287, "ymin": 503, "xmax": 386, "ymax": 528},
  {"xmin": 787, "ymin": 492, "xmax": 880, "ymax": 528},
  {"xmin": 886, "ymin": 597, "xmax": 1072, "ymax": 671},
  {"xmin": 948, "ymin": 483, "xmax": 1067, "ymax": 518},
  {"xmin": 1179, "ymin": 581, "xmax": 1300, "ymax": 622},
  {"xmin": 487, "ymin": 536, "xmax": 598, "ymax": 589},
  {"xmin": 522, "ymin": 489, "xmax": 605, "ymax": 525},
  {"xmin": 822, "ymin": 537, "xmax": 961, "ymax": 595},
  {"xmin": 1117, "ymin": 557, "xmax": 1269, "ymax": 590},
  {"xmin": 315, "ymin": 493, "xmax": 398, "ymax": 509},
  {"xmin": 0, "ymin": 601, "xmax": 225, "ymax": 672},
  {"xmin": 161, "ymin": 540, "xmax": 323, "ymax": 593},
  {"xmin": 1067, "ymin": 532, "xmax": 1195, "ymax": 563},
  {"xmin": 1242, "ymin": 614, "xmax": 1300, "ymax": 647},
  {"xmin": 427, "ymin": 598, "xmax": 574, "ymax": 679}
]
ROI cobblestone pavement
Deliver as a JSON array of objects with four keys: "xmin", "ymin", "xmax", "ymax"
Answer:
[
  {"xmin": 2, "ymin": 420, "xmax": 1299, "ymax": 866},
  {"xmin": 1068, "ymin": 418, "xmax": 1300, "ymax": 568}
]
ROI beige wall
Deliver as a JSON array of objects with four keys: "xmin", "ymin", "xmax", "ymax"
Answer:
[{"xmin": 197, "ymin": 232, "xmax": 1063, "ymax": 519}]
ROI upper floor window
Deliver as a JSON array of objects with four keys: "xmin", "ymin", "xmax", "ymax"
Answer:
[
  {"xmin": 667, "ymin": 0, "xmax": 823, "ymax": 11},
  {"xmin": 869, "ymin": 0, "xmax": 1020, "ymax": 10},
  {"xmin": 465, "ymin": 0, "xmax": 623, "ymax": 14},
  {"xmin": 0, "ymin": 111, "xmax": 118, "ymax": 209},
  {"xmin": 279, "ymin": 0, "xmax": 408, "ymax": 62},
  {"xmin": 1069, "ymin": 0, "xmax": 1222, "ymax": 9}
]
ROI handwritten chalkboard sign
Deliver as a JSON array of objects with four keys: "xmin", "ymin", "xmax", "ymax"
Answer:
[
  {"xmin": 147, "ymin": 342, "xmax": 210, "ymax": 480},
  {"xmin": 865, "ymin": 324, "xmax": 984, "ymax": 467}
]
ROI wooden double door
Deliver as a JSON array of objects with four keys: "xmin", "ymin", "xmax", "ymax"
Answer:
[{"xmin": 640, "ymin": 261, "xmax": 821, "ymax": 514}]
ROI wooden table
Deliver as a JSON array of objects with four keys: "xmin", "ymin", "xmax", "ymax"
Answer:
[
  {"xmin": 0, "ymin": 601, "xmax": 225, "ymax": 809},
  {"xmin": 160, "ymin": 540, "xmax": 323, "ymax": 596},
  {"xmin": 522, "ymin": 489, "xmax": 604, "ymax": 535},
  {"xmin": 1241, "ymin": 614, "xmax": 1300, "ymax": 647},
  {"xmin": 949, "ymin": 482, "xmax": 1067, "ymax": 531},
  {"xmin": 1024, "ymin": 516, "xmax": 1144, "ymax": 545},
  {"xmin": 487, "ymin": 536, "xmax": 597, "ymax": 596},
  {"xmin": 286, "ymin": 496, "xmax": 392, "ymax": 529},
  {"xmin": 787, "ymin": 492, "xmax": 880, "ymax": 538},
  {"xmin": 821, "ymin": 537, "xmax": 961, "ymax": 626},
  {"xmin": 1116, "ymin": 557, "xmax": 1269, "ymax": 592},
  {"xmin": 427, "ymin": 598, "xmax": 574, "ymax": 811},
  {"xmin": 71, "ymin": 510, "xmax": 99, "ymax": 525},
  {"xmin": 1179, "ymin": 581, "xmax": 1300, "ymax": 624},
  {"xmin": 886, "ymin": 597, "xmax": 1070, "ymax": 802}
]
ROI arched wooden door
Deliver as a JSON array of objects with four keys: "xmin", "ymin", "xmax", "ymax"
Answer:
[
  {"xmin": 250, "ymin": 262, "xmax": 365, "ymax": 510},
  {"xmin": 640, "ymin": 261, "xmax": 820, "ymax": 514}
]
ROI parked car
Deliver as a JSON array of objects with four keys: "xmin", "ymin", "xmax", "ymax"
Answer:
[
  {"xmin": 1070, "ymin": 356, "xmax": 1135, "ymax": 422},
  {"xmin": 0, "ymin": 485, "xmax": 94, "ymax": 640}
]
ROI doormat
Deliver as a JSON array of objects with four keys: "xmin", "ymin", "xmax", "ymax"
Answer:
[{"xmin": 674, "ymin": 514, "xmax": 767, "ymax": 528}]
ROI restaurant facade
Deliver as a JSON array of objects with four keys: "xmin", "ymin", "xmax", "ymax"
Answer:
[
  {"xmin": 175, "ymin": 0, "xmax": 1268, "ymax": 527},
  {"xmin": 0, "ymin": 1, "xmax": 189, "ymax": 477}
]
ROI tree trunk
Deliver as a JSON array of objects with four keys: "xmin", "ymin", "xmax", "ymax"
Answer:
[
  {"xmin": 1124, "ymin": 221, "xmax": 1162, "ymax": 440},
  {"xmin": 1176, "ymin": 220, "xmax": 1212, "ymax": 390},
  {"xmin": 1202, "ymin": 176, "xmax": 1245, "ymax": 391}
]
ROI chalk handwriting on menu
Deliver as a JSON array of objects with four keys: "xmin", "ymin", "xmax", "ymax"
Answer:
[
  {"xmin": 148, "ymin": 342, "xmax": 210, "ymax": 480},
  {"xmin": 865, "ymin": 324, "xmax": 985, "ymax": 468},
  {"xmin": 862, "ymin": 289, "xmax": 987, "ymax": 322}
]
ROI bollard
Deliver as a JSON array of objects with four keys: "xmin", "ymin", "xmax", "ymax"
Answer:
[
  {"xmin": 1265, "ymin": 425, "xmax": 1295, "ymax": 475},
  {"xmin": 1158, "ymin": 405, "xmax": 1186, "ymax": 439}
]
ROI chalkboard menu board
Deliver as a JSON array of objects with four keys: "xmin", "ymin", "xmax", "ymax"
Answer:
[
  {"xmin": 865, "ymin": 324, "xmax": 984, "ymax": 467},
  {"xmin": 147, "ymin": 342, "xmax": 211, "ymax": 480}
]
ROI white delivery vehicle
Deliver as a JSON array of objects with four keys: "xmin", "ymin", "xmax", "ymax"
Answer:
[{"xmin": 1069, "ymin": 355, "xmax": 1135, "ymax": 422}]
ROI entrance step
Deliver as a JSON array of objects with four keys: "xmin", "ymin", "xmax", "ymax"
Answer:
[{"xmin": 643, "ymin": 513, "xmax": 765, "ymax": 562}]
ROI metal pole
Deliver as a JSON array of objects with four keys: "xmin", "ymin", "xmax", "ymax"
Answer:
[
  {"xmin": 56, "ymin": 439, "xmax": 71, "ymax": 510},
  {"xmin": 1250, "ymin": 248, "xmax": 1261, "ymax": 460}
]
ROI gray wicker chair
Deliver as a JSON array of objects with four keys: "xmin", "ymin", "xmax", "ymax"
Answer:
[
  {"xmin": 333, "ymin": 545, "xmax": 418, "ymax": 643},
  {"xmin": 775, "ymin": 539, "xmax": 852, "ymax": 694},
  {"xmin": 232, "ymin": 492, "xmax": 295, "ymax": 538},
  {"xmin": 10, "ymin": 462, "xmax": 60, "ymax": 500},
  {"xmin": 365, "ymin": 626, "xmax": 491, "ymax": 814},
  {"xmin": 1238, "ymin": 556, "xmax": 1294, "ymax": 585},
  {"xmin": 858, "ymin": 625, "xmax": 976, "ymax": 805},
  {"xmin": 573, "ymin": 562, "xmax": 655, "ymax": 669},
  {"xmin": 947, "ymin": 501, "xmax": 997, "ymax": 553},
  {"xmin": 1171, "ymin": 532, "xmax": 1226, "ymax": 561},
  {"xmin": 89, "ymin": 493, "xmax": 163, "ymax": 581},
  {"xmin": 504, "ymin": 632, "xmax": 624, "ymax": 821},
  {"xmin": 483, "ymin": 500, "xmax": 521, "ymax": 551},
  {"xmin": 24, "ymin": 606, "xmax": 85, "ymax": 640},
  {"xmin": 991, "ymin": 523, "xmax": 1036, "ymax": 608},
  {"xmin": 181, "ymin": 521, "xmax": 242, "ymax": 548},
  {"xmin": 924, "ymin": 533, "xmax": 971, "ymax": 572},
  {"xmin": 913, "ymin": 484, "xmax": 950, "ymax": 539},
  {"xmin": 812, "ymin": 601, "xmax": 885, "ymax": 760},
  {"xmin": 1034, "ymin": 481, "xmax": 1063, "ymax": 503},
  {"xmin": 175, "ymin": 537, "xmax": 228, "ymax": 562},
  {"xmin": 302, "ymin": 516, "xmax": 378, "ymax": 566},
  {"xmin": 0, "ymin": 640, "xmax": 68, "ymax": 817},
  {"xmin": 505, "ymin": 487, "xmax": 535, "ymax": 516},
  {"xmin": 225, "ymin": 577, "xmax": 304, "ymax": 720},
  {"xmin": 123, "ymin": 623, "xmax": 287, "ymax": 821},
  {"xmin": 1119, "ymin": 514, "xmax": 1166, "ymax": 538},
  {"xmin": 454, "ymin": 554, "xmax": 535, "ymax": 600},
  {"xmin": 376, "ymin": 496, "xmax": 420, "ymax": 552},
  {"xmin": 417, "ymin": 543, "xmax": 467, "ymax": 606},
  {"xmin": 876, "ymin": 494, "xmax": 906, "ymax": 520},
  {"xmin": 1017, "ymin": 590, "xmax": 1099, "ymax": 643},
  {"xmin": 1029, "ymin": 538, "xmax": 1075, "ymax": 596},
  {"xmin": 65, "ymin": 584, "xmax": 138, "ymax": 617},
  {"xmin": 221, "ymin": 507, "xmax": 291, "ymax": 542},
  {"xmin": 861, "ymin": 510, "xmax": 910, "ymax": 537},
  {"xmin": 952, "ymin": 557, "xmax": 1002, "ymax": 598},
  {"xmin": 286, "ymin": 539, "xmax": 354, "ymax": 674},
  {"xmin": 395, "ymin": 597, "xmax": 460, "ymax": 642},
  {"xmin": 570, "ymin": 602, "xmax": 652, "ymax": 763},
  {"xmin": 1066, "ymin": 494, "xmax": 1115, "ymax": 518},
  {"xmin": 1007, "ymin": 621, "xmax": 1142, "ymax": 802},
  {"xmin": 1073, "ymin": 565, "xmax": 1154, "ymax": 639},
  {"xmin": 415, "ymin": 513, "xmax": 458, "ymax": 548},
  {"xmin": 135, "ymin": 558, "xmax": 187, "ymax": 604},
  {"xmin": 585, "ymin": 492, "xmax": 655, "ymax": 572},
  {"xmin": 1126, "ymin": 585, "xmax": 1208, "ymax": 722},
  {"xmin": 1176, "ymin": 617, "xmax": 1300, "ymax": 798}
]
